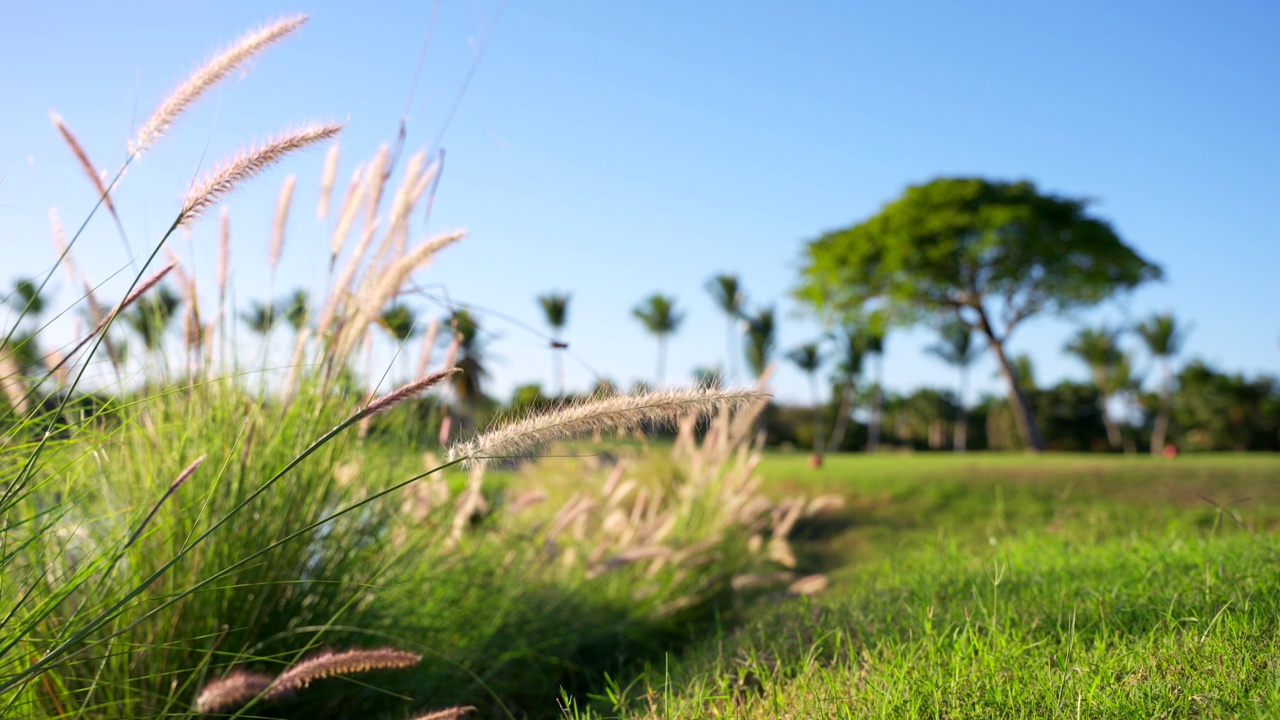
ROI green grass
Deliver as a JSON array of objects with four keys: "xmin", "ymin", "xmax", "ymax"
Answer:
[{"xmin": 565, "ymin": 452, "xmax": 1280, "ymax": 719}]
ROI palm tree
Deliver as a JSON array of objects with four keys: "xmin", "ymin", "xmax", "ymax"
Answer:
[
  {"xmin": 787, "ymin": 341, "xmax": 825, "ymax": 462},
  {"xmin": 240, "ymin": 300, "xmax": 278, "ymax": 342},
  {"xmin": 925, "ymin": 321, "xmax": 983, "ymax": 452},
  {"xmin": 283, "ymin": 289, "xmax": 310, "ymax": 333},
  {"xmin": 3, "ymin": 278, "xmax": 48, "ymax": 409},
  {"xmin": 743, "ymin": 307, "xmax": 776, "ymax": 380},
  {"xmin": 863, "ymin": 325, "xmax": 886, "ymax": 453},
  {"xmin": 1064, "ymin": 326, "xmax": 1125, "ymax": 451},
  {"xmin": 379, "ymin": 303, "xmax": 419, "ymax": 342},
  {"xmin": 825, "ymin": 327, "xmax": 863, "ymax": 453},
  {"xmin": 379, "ymin": 302, "xmax": 419, "ymax": 380},
  {"xmin": 447, "ymin": 309, "xmax": 488, "ymax": 410},
  {"xmin": 705, "ymin": 274, "xmax": 746, "ymax": 381},
  {"xmin": 1135, "ymin": 313, "xmax": 1186, "ymax": 455},
  {"xmin": 125, "ymin": 285, "xmax": 182, "ymax": 353},
  {"xmin": 632, "ymin": 294, "xmax": 684, "ymax": 386},
  {"xmin": 537, "ymin": 292, "xmax": 571, "ymax": 397}
]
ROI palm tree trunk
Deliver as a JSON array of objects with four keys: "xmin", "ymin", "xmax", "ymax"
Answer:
[
  {"xmin": 656, "ymin": 336, "xmax": 666, "ymax": 387},
  {"xmin": 868, "ymin": 356, "xmax": 882, "ymax": 452},
  {"xmin": 985, "ymin": 332, "xmax": 1045, "ymax": 452},
  {"xmin": 1093, "ymin": 368, "xmax": 1122, "ymax": 451},
  {"xmin": 725, "ymin": 318, "xmax": 738, "ymax": 382},
  {"xmin": 827, "ymin": 383, "xmax": 854, "ymax": 453},
  {"xmin": 1150, "ymin": 359, "xmax": 1172, "ymax": 455}
]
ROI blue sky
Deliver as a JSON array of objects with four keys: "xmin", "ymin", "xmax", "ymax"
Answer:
[{"xmin": 3, "ymin": 1, "xmax": 1278, "ymax": 404}]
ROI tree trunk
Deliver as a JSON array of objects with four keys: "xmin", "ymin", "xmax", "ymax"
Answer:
[
  {"xmin": 868, "ymin": 356, "xmax": 882, "ymax": 452},
  {"xmin": 827, "ymin": 383, "xmax": 854, "ymax": 453},
  {"xmin": 954, "ymin": 366, "xmax": 969, "ymax": 452},
  {"xmin": 1150, "ymin": 359, "xmax": 1172, "ymax": 455},
  {"xmin": 986, "ymin": 334, "xmax": 1045, "ymax": 452}
]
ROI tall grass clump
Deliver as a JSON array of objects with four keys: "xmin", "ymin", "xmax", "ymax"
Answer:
[{"xmin": 1, "ymin": 14, "xmax": 809, "ymax": 719}]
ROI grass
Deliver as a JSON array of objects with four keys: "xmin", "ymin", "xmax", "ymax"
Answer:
[
  {"xmin": 7, "ymin": 12, "xmax": 1280, "ymax": 720},
  {"xmin": 564, "ymin": 452, "xmax": 1280, "ymax": 719}
]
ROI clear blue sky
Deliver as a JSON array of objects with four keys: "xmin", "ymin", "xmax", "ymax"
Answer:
[{"xmin": 3, "ymin": 1, "xmax": 1278, "ymax": 404}]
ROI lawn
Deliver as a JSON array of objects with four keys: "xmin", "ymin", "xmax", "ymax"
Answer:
[{"xmin": 565, "ymin": 452, "xmax": 1280, "ymax": 719}]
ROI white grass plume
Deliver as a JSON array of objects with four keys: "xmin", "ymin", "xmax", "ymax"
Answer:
[
  {"xmin": 179, "ymin": 122, "xmax": 342, "ymax": 227},
  {"xmin": 131, "ymin": 15, "xmax": 308, "ymax": 155},
  {"xmin": 448, "ymin": 386, "xmax": 768, "ymax": 467}
]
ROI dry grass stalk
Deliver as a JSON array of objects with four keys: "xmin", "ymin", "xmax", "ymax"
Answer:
[
  {"xmin": 179, "ymin": 122, "xmax": 343, "ymax": 227},
  {"xmin": 194, "ymin": 670, "xmax": 273, "ymax": 714},
  {"xmin": 409, "ymin": 706, "xmax": 476, "ymax": 720},
  {"xmin": 350, "ymin": 368, "xmax": 459, "ymax": 422},
  {"xmin": 787, "ymin": 573, "xmax": 829, "ymax": 596},
  {"xmin": 268, "ymin": 173, "xmax": 297, "ymax": 270},
  {"xmin": 731, "ymin": 572, "xmax": 796, "ymax": 591},
  {"xmin": 50, "ymin": 111, "xmax": 121, "ymax": 224},
  {"xmin": 269, "ymin": 648, "xmax": 421, "ymax": 696},
  {"xmin": 449, "ymin": 387, "xmax": 768, "ymax": 466},
  {"xmin": 317, "ymin": 141, "xmax": 340, "ymax": 219},
  {"xmin": 131, "ymin": 15, "xmax": 309, "ymax": 154}
]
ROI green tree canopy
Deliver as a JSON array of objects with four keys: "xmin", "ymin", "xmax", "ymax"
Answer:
[
  {"xmin": 378, "ymin": 303, "xmax": 419, "ymax": 343},
  {"xmin": 796, "ymin": 177, "xmax": 1161, "ymax": 451}
]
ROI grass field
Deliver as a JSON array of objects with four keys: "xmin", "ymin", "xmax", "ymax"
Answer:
[{"xmin": 564, "ymin": 452, "xmax": 1280, "ymax": 719}]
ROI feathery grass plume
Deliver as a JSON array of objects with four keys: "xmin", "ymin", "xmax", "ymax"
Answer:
[
  {"xmin": 126, "ymin": 454, "xmax": 206, "ymax": 549},
  {"xmin": 180, "ymin": 123, "xmax": 342, "ymax": 227},
  {"xmin": 409, "ymin": 706, "xmax": 477, "ymax": 720},
  {"xmin": 414, "ymin": 316, "xmax": 441, "ymax": 379},
  {"xmin": 48, "ymin": 208, "xmax": 78, "ymax": 285},
  {"xmin": 217, "ymin": 207, "xmax": 230, "ymax": 299},
  {"xmin": 350, "ymin": 368, "xmax": 459, "ymax": 423},
  {"xmin": 130, "ymin": 15, "xmax": 309, "ymax": 155},
  {"xmin": 194, "ymin": 670, "xmax": 274, "ymax": 714},
  {"xmin": 50, "ymin": 111, "xmax": 121, "ymax": 225},
  {"xmin": 364, "ymin": 143, "xmax": 391, "ymax": 226},
  {"xmin": 268, "ymin": 173, "xmax": 297, "ymax": 270},
  {"xmin": 383, "ymin": 149, "xmax": 428, "ymax": 260},
  {"xmin": 334, "ymin": 229, "xmax": 465, "ymax": 362},
  {"xmin": 317, "ymin": 141, "xmax": 340, "ymax": 219},
  {"xmin": 267, "ymin": 648, "xmax": 421, "ymax": 696},
  {"xmin": 317, "ymin": 217, "xmax": 378, "ymax": 340},
  {"xmin": 449, "ymin": 386, "xmax": 768, "ymax": 467},
  {"xmin": 330, "ymin": 162, "xmax": 366, "ymax": 263}
]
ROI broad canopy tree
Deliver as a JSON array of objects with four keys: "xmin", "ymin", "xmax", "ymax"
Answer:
[{"xmin": 795, "ymin": 177, "xmax": 1161, "ymax": 452}]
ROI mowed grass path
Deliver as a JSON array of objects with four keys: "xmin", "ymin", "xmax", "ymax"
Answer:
[{"xmin": 570, "ymin": 453, "xmax": 1280, "ymax": 719}]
